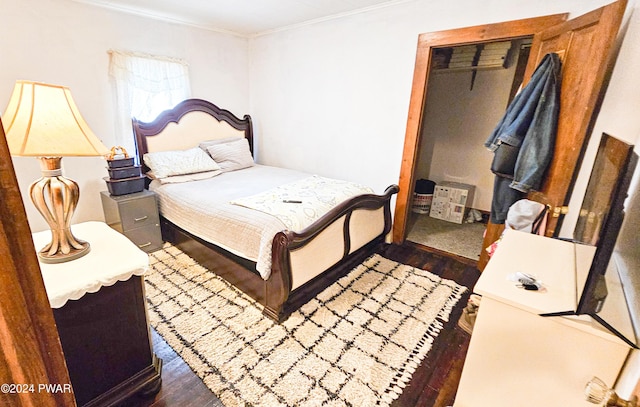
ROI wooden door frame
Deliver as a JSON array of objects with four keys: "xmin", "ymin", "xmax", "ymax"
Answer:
[
  {"xmin": 392, "ymin": 14, "xmax": 568, "ymax": 244},
  {"xmin": 0, "ymin": 118, "xmax": 76, "ymax": 406}
]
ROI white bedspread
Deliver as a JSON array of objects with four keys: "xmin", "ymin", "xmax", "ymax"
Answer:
[
  {"xmin": 231, "ymin": 175, "xmax": 373, "ymax": 232},
  {"xmin": 150, "ymin": 165, "xmax": 365, "ymax": 280}
]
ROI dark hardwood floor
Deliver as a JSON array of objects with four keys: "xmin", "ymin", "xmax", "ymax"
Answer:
[
  {"xmin": 131, "ymin": 243, "xmax": 480, "ymax": 407},
  {"xmin": 382, "ymin": 242, "xmax": 480, "ymax": 407}
]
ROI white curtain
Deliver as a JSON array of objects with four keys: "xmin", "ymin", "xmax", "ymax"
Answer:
[{"xmin": 109, "ymin": 50, "xmax": 191, "ymax": 156}]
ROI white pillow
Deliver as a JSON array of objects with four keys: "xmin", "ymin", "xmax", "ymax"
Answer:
[
  {"xmin": 206, "ymin": 138, "xmax": 254, "ymax": 172},
  {"xmin": 143, "ymin": 147, "xmax": 220, "ymax": 179}
]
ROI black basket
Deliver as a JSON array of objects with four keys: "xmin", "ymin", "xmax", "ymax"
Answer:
[
  {"xmin": 107, "ymin": 157, "xmax": 135, "ymax": 169},
  {"xmin": 107, "ymin": 165, "xmax": 141, "ymax": 180},
  {"xmin": 104, "ymin": 176, "xmax": 145, "ymax": 196}
]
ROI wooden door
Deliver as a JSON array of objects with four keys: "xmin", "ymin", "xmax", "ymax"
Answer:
[
  {"xmin": 393, "ymin": 14, "xmax": 569, "ymax": 244},
  {"xmin": 478, "ymin": 0, "xmax": 627, "ymax": 269},
  {"xmin": 522, "ymin": 0, "xmax": 627, "ymax": 233},
  {"xmin": 0, "ymin": 118, "xmax": 75, "ymax": 406}
]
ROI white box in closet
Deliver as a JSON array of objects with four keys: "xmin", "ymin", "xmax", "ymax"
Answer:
[{"xmin": 429, "ymin": 181, "xmax": 475, "ymax": 224}]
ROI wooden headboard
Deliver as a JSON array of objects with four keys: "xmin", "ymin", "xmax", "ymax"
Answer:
[{"xmin": 132, "ymin": 98, "xmax": 253, "ymax": 172}]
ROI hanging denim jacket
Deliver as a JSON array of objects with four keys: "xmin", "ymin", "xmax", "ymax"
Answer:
[{"xmin": 484, "ymin": 52, "xmax": 562, "ymax": 193}]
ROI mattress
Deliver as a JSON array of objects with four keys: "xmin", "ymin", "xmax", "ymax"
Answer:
[{"xmin": 150, "ymin": 164, "xmax": 310, "ymax": 280}]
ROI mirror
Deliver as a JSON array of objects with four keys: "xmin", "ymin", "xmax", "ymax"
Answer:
[{"xmin": 574, "ymin": 134, "xmax": 634, "ymax": 245}]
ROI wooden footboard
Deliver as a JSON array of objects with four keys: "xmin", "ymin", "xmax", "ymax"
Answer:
[
  {"xmin": 160, "ymin": 185, "xmax": 398, "ymax": 322},
  {"xmin": 265, "ymin": 184, "xmax": 399, "ymax": 321}
]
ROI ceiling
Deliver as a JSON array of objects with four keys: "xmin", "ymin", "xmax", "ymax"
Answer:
[{"xmin": 74, "ymin": 0, "xmax": 407, "ymax": 37}]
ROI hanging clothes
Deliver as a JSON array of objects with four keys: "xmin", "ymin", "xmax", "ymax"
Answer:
[
  {"xmin": 485, "ymin": 199, "xmax": 550, "ymax": 258},
  {"xmin": 485, "ymin": 52, "xmax": 562, "ymax": 223}
]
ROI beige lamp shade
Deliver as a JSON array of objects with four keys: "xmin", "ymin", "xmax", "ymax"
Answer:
[{"xmin": 2, "ymin": 80, "xmax": 109, "ymax": 157}]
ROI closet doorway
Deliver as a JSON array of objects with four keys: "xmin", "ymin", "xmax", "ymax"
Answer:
[
  {"xmin": 392, "ymin": 14, "xmax": 568, "ymax": 262},
  {"xmin": 394, "ymin": 1, "xmax": 627, "ymax": 269},
  {"xmin": 405, "ymin": 39, "xmax": 532, "ymax": 262}
]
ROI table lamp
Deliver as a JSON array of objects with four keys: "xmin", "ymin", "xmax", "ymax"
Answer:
[{"xmin": 2, "ymin": 80, "xmax": 109, "ymax": 263}]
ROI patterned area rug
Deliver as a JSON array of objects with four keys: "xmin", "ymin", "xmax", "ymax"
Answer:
[{"xmin": 145, "ymin": 244, "xmax": 466, "ymax": 407}]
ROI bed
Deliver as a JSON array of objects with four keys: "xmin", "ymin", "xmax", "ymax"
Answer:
[{"xmin": 132, "ymin": 98, "xmax": 398, "ymax": 322}]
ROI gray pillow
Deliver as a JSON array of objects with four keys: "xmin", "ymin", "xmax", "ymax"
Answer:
[
  {"xmin": 198, "ymin": 137, "xmax": 243, "ymax": 152},
  {"xmin": 206, "ymin": 138, "xmax": 254, "ymax": 172}
]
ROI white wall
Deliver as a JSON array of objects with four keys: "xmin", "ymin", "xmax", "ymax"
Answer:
[
  {"xmin": 416, "ymin": 63, "xmax": 519, "ymax": 212},
  {"xmin": 0, "ymin": 0, "xmax": 249, "ymax": 232},
  {"xmin": 248, "ymin": 0, "xmax": 615, "ymax": 197}
]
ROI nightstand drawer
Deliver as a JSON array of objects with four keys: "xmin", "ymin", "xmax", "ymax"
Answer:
[
  {"xmin": 118, "ymin": 196, "xmax": 160, "ymax": 231},
  {"xmin": 101, "ymin": 190, "xmax": 163, "ymax": 252},
  {"xmin": 124, "ymin": 224, "xmax": 162, "ymax": 252}
]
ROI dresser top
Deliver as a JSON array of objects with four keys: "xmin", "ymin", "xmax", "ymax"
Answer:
[
  {"xmin": 33, "ymin": 221, "xmax": 149, "ymax": 308},
  {"xmin": 475, "ymin": 229, "xmax": 587, "ymax": 315}
]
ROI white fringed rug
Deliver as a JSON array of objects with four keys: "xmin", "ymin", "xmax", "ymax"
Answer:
[{"xmin": 145, "ymin": 244, "xmax": 466, "ymax": 407}]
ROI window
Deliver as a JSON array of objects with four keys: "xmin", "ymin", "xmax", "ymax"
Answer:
[{"xmin": 109, "ymin": 50, "xmax": 191, "ymax": 155}]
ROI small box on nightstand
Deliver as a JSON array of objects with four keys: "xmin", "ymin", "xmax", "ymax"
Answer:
[{"xmin": 100, "ymin": 190, "xmax": 162, "ymax": 252}]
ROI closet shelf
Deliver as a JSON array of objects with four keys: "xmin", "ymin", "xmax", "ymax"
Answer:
[
  {"xmin": 432, "ymin": 41, "xmax": 512, "ymax": 73},
  {"xmin": 434, "ymin": 64, "xmax": 506, "ymax": 73}
]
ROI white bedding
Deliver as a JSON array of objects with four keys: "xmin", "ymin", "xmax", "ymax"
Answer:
[
  {"xmin": 150, "ymin": 164, "xmax": 363, "ymax": 280},
  {"xmin": 231, "ymin": 175, "xmax": 373, "ymax": 232}
]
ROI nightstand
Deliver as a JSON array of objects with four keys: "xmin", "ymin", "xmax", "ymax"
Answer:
[
  {"xmin": 100, "ymin": 190, "xmax": 162, "ymax": 252},
  {"xmin": 33, "ymin": 221, "xmax": 162, "ymax": 407}
]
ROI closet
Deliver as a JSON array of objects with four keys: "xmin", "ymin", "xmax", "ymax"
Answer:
[
  {"xmin": 405, "ymin": 39, "xmax": 531, "ymax": 262},
  {"xmin": 394, "ymin": 3, "xmax": 626, "ymax": 271}
]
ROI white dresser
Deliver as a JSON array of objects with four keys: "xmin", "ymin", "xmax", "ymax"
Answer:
[{"xmin": 454, "ymin": 229, "xmax": 632, "ymax": 406}]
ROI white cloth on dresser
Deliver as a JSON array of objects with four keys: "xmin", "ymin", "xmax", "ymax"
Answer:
[{"xmin": 33, "ymin": 221, "xmax": 149, "ymax": 308}]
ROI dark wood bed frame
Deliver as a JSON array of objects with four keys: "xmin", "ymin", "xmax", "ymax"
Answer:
[{"xmin": 132, "ymin": 98, "xmax": 398, "ymax": 322}]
